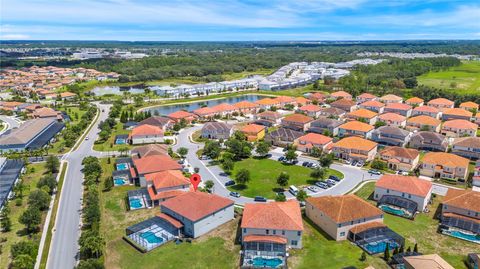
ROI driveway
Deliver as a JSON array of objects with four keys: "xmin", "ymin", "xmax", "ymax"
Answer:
[{"xmin": 0, "ymin": 115, "xmax": 21, "ymax": 135}]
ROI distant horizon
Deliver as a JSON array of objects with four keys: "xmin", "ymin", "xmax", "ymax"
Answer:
[{"xmin": 2, "ymin": 39, "xmax": 480, "ymax": 43}]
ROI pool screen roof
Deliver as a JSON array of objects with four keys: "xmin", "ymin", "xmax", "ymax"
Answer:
[{"xmin": 378, "ymin": 195, "xmax": 418, "ymax": 214}]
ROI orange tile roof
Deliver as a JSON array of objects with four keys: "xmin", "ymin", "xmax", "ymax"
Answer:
[
  {"xmin": 407, "ymin": 115, "xmax": 441, "ymax": 126},
  {"xmin": 212, "ymin": 103, "xmax": 236, "ymax": 112},
  {"xmin": 255, "ymin": 98, "xmax": 278, "ymax": 106},
  {"xmin": 331, "ymin": 98, "xmax": 356, "ymax": 107},
  {"xmin": 379, "ymin": 146, "xmax": 419, "ymax": 160},
  {"xmin": 234, "ymin": 101, "xmax": 259, "ymax": 109},
  {"xmin": 257, "ymin": 111, "xmax": 281, "ymax": 119},
  {"xmin": 442, "ymin": 119, "xmax": 478, "ymax": 130},
  {"xmin": 60, "ymin": 91, "xmax": 76, "ymax": 98},
  {"xmin": 334, "ymin": 136, "xmax": 377, "ymax": 151},
  {"xmin": 357, "ymin": 93, "xmax": 377, "ymax": 99},
  {"xmin": 130, "ymin": 124, "xmax": 164, "ymax": 137},
  {"xmin": 349, "ymin": 221, "xmax": 386, "ymax": 234},
  {"xmin": 442, "ymin": 108, "xmax": 473, "ymax": 117},
  {"xmin": 193, "ymin": 107, "xmax": 216, "ymax": 116},
  {"xmin": 380, "ymin": 94, "xmax": 403, "ymax": 102},
  {"xmin": 297, "ymin": 133, "xmax": 332, "ymax": 145},
  {"xmin": 295, "ymin": 96, "xmax": 309, "ymax": 105},
  {"xmin": 274, "ymin": 95, "xmax": 295, "ymax": 103},
  {"xmin": 309, "ymin": 92, "xmax": 326, "ymax": 100},
  {"xmin": 298, "ymin": 104, "xmax": 321, "ymax": 112},
  {"xmin": 413, "ymin": 105, "xmax": 439, "ymax": 113},
  {"xmin": 405, "ymin": 97, "xmax": 424, "ymax": 104},
  {"xmin": 443, "ymin": 189, "xmax": 480, "ymax": 212},
  {"xmin": 241, "ymin": 124, "xmax": 265, "ymax": 134},
  {"xmin": 241, "ymin": 200, "xmax": 303, "ymax": 231},
  {"xmin": 168, "ymin": 110, "xmax": 196, "ymax": 119},
  {"xmin": 282, "ymin": 113, "xmax": 314, "ymax": 124},
  {"xmin": 331, "ymin": 90, "xmax": 352, "ymax": 98},
  {"xmin": 422, "ymin": 152, "xmax": 469, "ymax": 168},
  {"xmin": 385, "ymin": 103, "xmax": 412, "ymax": 111},
  {"xmin": 145, "ymin": 170, "xmax": 190, "ymax": 190},
  {"xmin": 148, "ymin": 188, "xmax": 186, "ymax": 201},
  {"xmin": 376, "ymin": 175, "xmax": 432, "ymax": 197},
  {"xmin": 156, "ymin": 212, "xmax": 184, "ymax": 228},
  {"xmin": 347, "ymin": 108, "xmax": 377, "ymax": 119},
  {"xmin": 133, "ymin": 155, "xmax": 182, "ymax": 175},
  {"xmin": 161, "ymin": 192, "xmax": 234, "ymax": 222},
  {"xmin": 360, "ymin": 100, "xmax": 385, "ymax": 108},
  {"xmin": 427, "ymin": 98, "xmax": 454, "ymax": 106},
  {"xmin": 378, "ymin": 112, "xmax": 406, "ymax": 122},
  {"xmin": 339, "ymin": 120, "xmax": 374, "ymax": 132},
  {"xmin": 243, "ymin": 235, "xmax": 287, "ymax": 244},
  {"xmin": 1, "ymin": 101, "xmax": 23, "ymax": 107},
  {"xmin": 307, "ymin": 195, "xmax": 383, "ymax": 223},
  {"xmin": 460, "ymin": 101, "xmax": 478, "ymax": 109}
]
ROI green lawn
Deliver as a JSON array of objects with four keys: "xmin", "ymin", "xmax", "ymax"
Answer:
[
  {"xmin": 418, "ymin": 61, "xmax": 480, "ymax": 94},
  {"xmin": 354, "ymin": 183, "xmax": 478, "ymax": 268},
  {"xmin": 93, "ymin": 122, "xmax": 132, "ymax": 152},
  {"xmin": 0, "ymin": 163, "xmax": 48, "ymax": 269},
  {"xmin": 49, "ymin": 106, "xmax": 89, "ymax": 154},
  {"xmin": 227, "ymin": 158, "xmax": 343, "ymax": 199}
]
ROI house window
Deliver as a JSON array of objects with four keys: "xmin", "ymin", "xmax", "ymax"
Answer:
[
  {"xmin": 297, "ymin": 231, "xmax": 301, "ymax": 236},
  {"xmin": 243, "ymin": 228, "xmax": 246, "ymax": 233},
  {"xmin": 273, "ymin": 230, "xmax": 276, "ymax": 235},
  {"xmin": 408, "ymin": 194, "xmax": 411, "ymax": 199},
  {"xmin": 387, "ymin": 189, "xmax": 390, "ymax": 193},
  {"xmin": 340, "ymin": 232, "xmax": 345, "ymax": 237},
  {"xmin": 282, "ymin": 230, "xmax": 285, "ymax": 235},
  {"xmin": 291, "ymin": 240, "xmax": 298, "ymax": 246},
  {"xmin": 266, "ymin": 229, "xmax": 269, "ymax": 235}
]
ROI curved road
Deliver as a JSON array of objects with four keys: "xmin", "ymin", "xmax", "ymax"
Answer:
[{"xmin": 0, "ymin": 115, "xmax": 22, "ymax": 136}]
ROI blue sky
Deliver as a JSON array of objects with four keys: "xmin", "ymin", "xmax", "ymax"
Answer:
[{"xmin": 1, "ymin": 0, "xmax": 479, "ymax": 41}]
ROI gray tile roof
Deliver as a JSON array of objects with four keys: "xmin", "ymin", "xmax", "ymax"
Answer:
[{"xmin": 0, "ymin": 118, "xmax": 56, "ymax": 145}]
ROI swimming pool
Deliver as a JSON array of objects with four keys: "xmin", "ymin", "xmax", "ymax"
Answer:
[
  {"xmin": 116, "ymin": 163, "xmax": 129, "ymax": 170},
  {"xmin": 115, "ymin": 139, "xmax": 126, "ymax": 145},
  {"xmin": 363, "ymin": 240, "xmax": 398, "ymax": 254},
  {"xmin": 250, "ymin": 257, "xmax": 283, "ymax": 268},
  {"xmin": 379, "ymin": 205, "xmax": 410, "ymax": 218},
  {"xmin": 114, "ymin": 177, "xmax": 127, "ymax": 186},
  {"xmin": 140, "ymin": 231, "xmax": 164, "ymax": 244},
  {"xmin": 130, "ymin": 198, "xmax": 143, "ymax": 209},
  {"xmin": 444, "ymin": 230, "xmax": 480, "ymax": 243}
]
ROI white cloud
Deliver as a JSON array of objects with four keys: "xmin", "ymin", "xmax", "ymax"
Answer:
[{"xmin": 1, "ymin": 34, "xmax": 30, "ymax": 39}]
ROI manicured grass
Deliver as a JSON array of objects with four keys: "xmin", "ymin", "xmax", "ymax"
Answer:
[
  {"xmin": 0, "ymin": 163, "xmax": 48, "ymax": 269},
  {"xmin": 98, "ymin": 158, "xmax": 240, "ymax": 269},
  {"xmin": 354, "ymin": 184, "xmax": 477, "ymax": 268},
  {"xmin": 353, "ymin": 181, "xmax": 376, "ymax": 200},
  {"xmin": 49, "ymin": 106, "xmax": 90, "ymax": 154},
  {"xmin": 418, "ymin": 61, "xmax": 480, "ymax": 94},
  {"xmin": 227, "ymin": 158, "xmax": 343, "ymax": 199},
  {"xmin": 93, "ymin": 122, "xmax": 132, "ymax": 152}
]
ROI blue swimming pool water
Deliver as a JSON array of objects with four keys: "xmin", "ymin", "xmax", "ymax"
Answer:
[
  {"xmin": 115, "ymin": 139, "xmax": 126, "ymax": 145},
  {"xmin": 140, "ymin": 231, "xmax": 164, "ymax": 244},
  {"xmin": 379, "ymin": 205, "xmax": 409, "ymax": 217},
  {"xmin": 363, "ymin": 241, "xmax": 398, "ymax": 254},
  {"xmin": 250, "ymin": 257, "xmax": 283, "ymax": 268},
  {"xmin": 117, "ymin": 163, "xmax": 128, "ymax": 170},
  {"xmin": 445, "ymin": 230, "xmax": 480, "ymax": 243},
  {"xmin": 130, "ymin": 198, "xmax": 143, "ymax": 209},
  {"xmin": 114, "ymin": 177, "xmax": 127, "ymax": 186}
]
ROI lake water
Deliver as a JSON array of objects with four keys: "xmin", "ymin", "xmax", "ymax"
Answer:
[
  {"xmin": 145, "ymin": 94, "xmax": 268, "ymax": 115},
  {"xmin": 91, "ymin": 85, "xmax": 145, "ymax": 96}
]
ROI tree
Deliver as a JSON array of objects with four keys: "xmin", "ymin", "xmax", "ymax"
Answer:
[
  {"xmin": 384, "ymin": 243, "xmax": 391, "ymax": 261},
  {"xmin": 276, "ymin": 172, "xmax": 290, "ymax": 187},
  {"xmin": 76, "ymin": 259, "xmax": 105, "ymax": 269},
  {"xmin": 19, "ymin": 206, "xmax": 41, "ymax": 233},
  {"xmin": 371, "ymin": 159, "xmax": 387, "ymax": 170},
  {"xmin": 103, "ymin": 177, "xmax": 113, "ymax": 191},
  {"xmin": 0, "ymin": 204, "xmax": 12, "ymax": 232},
  {"xmin": 37, "ymin": 174, "xmax": 57, "ymax": 195},
  {"xmin": 284, "ymin": 149, "xmax": 297, "ymax": 163},
  {"xmin": 319, "ymin": 153, "xmax": 334, "ymax": 167},
  {"xmin": 310, "ymin": 167, "xmax": 326, "ymax": 180},
  {"xmin": 393, "ymin": 246, "xmax": 399, "ymax": 256},
  {"xmin": 11, "ymin": 254, "xmax": 34, "ymax": 269},
  {"xmin": 255, "ymin": 141, "xmax": 270, "ymax": 157},
  {"xmin": 221, "ymin": 158, "xmax": 234, "ymax": 173},
  {"xmin": 403, "ymin": 77, "xmax": 418, "ymax": 89},
  {"xmin": 310, "ymin": 146, "xmax": 323, "ymax": 157},
  {"xmin": 176, "ymin": 147, "xmax": 188, "ymax": 159},
  {"xmin": 79, "ymin": 232, "xmax": 105, "ymax": 259},
  {"xmin": 296, "ymin": 190, "xmax": 308, "ymax": 201},
  {"xmin": 374, "ymin": 121, "xmax": 387, "ymax": 128},
  {"xmin": 275, "ymin": 193, "xmax": 286, "ymax": 202},
  {"xmin": 235, "ymin": 169, "xmax": 250, "ymax": 185},
  {"xmin": 204, "ymin": 180, "xmax": 214, "ymax": 191},
  {"xmin": 11, "ymin": 240, "xmax": 37, "ymax": 258},
  {"xmin": 399, "ymin": 244, "xmax": 405, "ymax": 253},
  {"xmin": 28, "ymin": 189, "xmax": 50, "ymax": 211},
  {"xmin": 45, "ymin": 155, "xmax": 60, "ymax": 174},
  {"xmin": 413, "ymin": 243, "xmax": 418, "ymax": 253},
  {"xmin": 406, "ymin": 246, "xmax": 411, "ymax": 253},
  {"xmin": 360, "ymin": 251, "xmax": 367, "ymax": 262},
  {"xmin": 203, "ymin": 141, "xmax": 221, "ymax": 160}
]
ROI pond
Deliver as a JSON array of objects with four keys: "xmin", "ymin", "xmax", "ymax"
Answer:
[
  {"xmin": 144, "ymin": 94, "xmax": 269, "ymax": 116},
  {"xmin": 91, "ymin": 85, "xmax": 145, "ymax": 96}
]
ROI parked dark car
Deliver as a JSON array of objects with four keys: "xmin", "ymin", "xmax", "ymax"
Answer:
[
  {"xmin": 278, "ymin": 156, "xmax": 285, "ymax": 162},
  {"xmin": 254, "ymin": 196, "xmax": 267, "ymax": 202},
  {"xmin": 302, "ymin": 161, "xmax": 309, "ymax": 166},
  {"xmin": 224, "ymin": 180, "xmax": 235, "ymax": 187},
  {"xmin": 329, "ymin": 175, "xmax": 340, "ymax": 182}
]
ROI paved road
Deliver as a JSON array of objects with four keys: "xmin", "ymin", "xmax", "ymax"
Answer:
[
  {"xmin": 0, "ymin": 115, "xmax": 21, "ymax": 135},
  {"xmin": 47, "ymin": 103, "xmax": 111, "ymax": 269},
  {"xmin": 173, "ymin": 125, "xmax": 381, "ymax": 204}
]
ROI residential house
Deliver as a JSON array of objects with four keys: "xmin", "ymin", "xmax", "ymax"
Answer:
[
  {"xmin": 330, "ymin": 90, "xmax": 352, "ymax": 100},
  {"xmin": 254, "ymin": 111, "xmax": 282, "ymax": 127},
  {"xmin": 460, "ymin": 101, "xmax": 479, "ymax": 111},
  {"xmin": 281, "ymin": 114, "xmax": 314, "ymax": 132},
  {"xmin": 294, "ymin": 133, "xmax": 333, "ymax": 153},
  {"xmin": 356, "ymin": 93, "xmax": 377, "ymax": 104},
  {"xmin": 372, "ymin": 126, "xmax": 411, "ymax": 147},
  {"xmin": 59, "ymin": 91, "xmax": 77, "ymax": 101},
  {"xmin": 359, "ymin": 100, "xmax": 385, "ymax": 113},
  {"xmin": 318, "ymin": 107, "xmax": 346, "ymax": 119},
  {"xmin": 420, "ymin": 152, "xmax": 469, "ymax": 180},
  {"xmin": 332, "ymin": 136, "xmax": 378, "ymax": 162},
  {"xmin": 160, "ymin": 192, "xmax": 234, "ymax": 238},
  {"xmin": 139, "ymin": 116, "xmax": 174, "ymax": 131},
  {"xmin": 451, "ymin": 137, "xmax": 480, "ymax": 159},
  {"xmin": 167, "ymin": 110, "xmax": 197, "ymax": 123},
  {"xmin": 377, "ymin": 113, "xmax": 407, "ymax": 128},
  {"xmin": 476, "ymin": 114, "xmax": 480, "ymax": 125},
  {"xmin": 379, "ymin": 94, "xmax": 403, "ymax": 104},
  {"xmin": 472, "ymin": 160, "xmax": 480, "ymax": 187},
  {"xmin": 442, "ymin": 108, "xmax": 473, "ymax": 121},
  {"xmin": 330, "ymin": 98, "xmax": 357, "ymax": 112},
  {"xmin": 31, "ymin": 107, "xmax": 63, "ymax": 121},
  {"xmin": 255, "ymin": 98, "xmax": 279, "ymax": 110},
  {"xmin": 404, "ymin": 254, "xmax": 455, "ymax": 269},
  {"xmin": 193, "ymin": 107, "xmax": 217, "ymax": 120},
  {"xmin": 379, "ymin": 146, "xmax": 420, "ymax": 172},
  {"xmin": 427, "ymin": 98, "xmax": 455, "ymax": 110},
  {"xmin": 145, "ymin": 170, "xmax": 191, "ymax": 205},
  {"xmin": 265, "ymin": 128, "xmax": 304, "ymax": 147},
  {"xmin": 297, "ymin": 104, "xmax": 322, "ymax": 118},
  {"xmin": 295, "ymin": 96, "xmax": 310, "ymax": 107},
  {"xmin": 233, "ymin": 101, "xmax": 259, "ymax": 115},
  {"xmin": 241, "ymin": 124, "xmax": 266, "ymax": 142},
  {"xmin": 308, "ymin": 117, "xmax": 343, "ymax": 136},
  {"xmin": 201, "ymin": 122, "xmax": 233, "ymax": 140},
  {"xmin": 211, "ymin": 103, "xmax": 237, "ymax": 117},
  {"xmin": 133, "ymin": 155, "xmax": 182, "ymax": 186},
  {"xmin": 409, "ymin": 131, "xmax": 448, "ymax": 152},
  {"xmin": 129, "ymin": 124, "xmax": 164, "ymax": 145},
  {"xmin": 338, "ymin": 120, "xmax": 374, "ymax": 139},
  {"xmin": 307, "ymin": 92, "xmax": 327, "ymax": 103},
  {"xmin": 405, "ymin": 97, "xmax": 424, "ymax": 107},
  {"xmin": 305, "ymin": 195, "xmax": 384, "ymax": 241},
  {"xmin": 406, "ymin": 115, "xmax": 441, "ymax": 132},
  {"xmin": 131, "ymin": 144, "xmax": 169, "ymax": 158},
  {"xmin": 374, "ymin": 175, "xmax": 433, "ymax": 211},
  {"xmin": 440, "ymin": 189, "xmax": 480, "ymax": 242},
  {"xmin": 346, "ymin": 109, "xmax": 378, "ymax": 125},
  {"xmin": 412, "ymin": 105, "xmax": 440, "ymax": 118},
  {"xmin": 441, "ymin": 119, "xmax": 478, "ymax": 138},
  {"xmin": 273, "ymin": 96, "xmax": 296, "ymax": 108},
  {"xmin": 384, "ymin": 103, "xmax": 413, "ymax": 117}
]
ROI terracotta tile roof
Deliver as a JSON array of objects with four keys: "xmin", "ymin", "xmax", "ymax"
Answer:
[
  {"xmin": 349, "ymin": 221, "xmax": 386, "ymax": 234},
  {"xmin": 234, "ymin": 101, "xmax": 259, "ymax": 109},
  {"xmin": 145, "ymin": 170, "xmax": 190, "ymax": 190},
  {"xmin": 60, "ymin": 91, "xmax": 76, "ymax": 98},
  {"xmin": 404, "ymin": 254, "xmax": 454, "ymax": 269},
  {"xmin": 241, "ymin": 124, "xmax": 265, "ymax": 134},
  {"xmin": 331, "ymin": 98, "xmax": 356, "ymax": 107},
  {"xmin": 460, "ymin": 101, "xmax": 479, "ymax": 109},
  {"xmin": 309, "ymin": 92, "xmax": 327, "ymax": 100},
  {"xmin": 255, "ymin": 98, "xmax": 278, "ymax": 106},
  {"xmin": 422, "ymin": 152, "xmax": 469, "ymax": 168},
  {"xmin": 339, "ymin": 120, "xmax": 374, "ymax": 132},
  {"xmin": 257, "ymin": 111, "xmax": 281, "ymax": 119},
  {"xmin": 282, "ymin": 113, "xmax": 314, "ymax": 124},
  {"xmin": 443, "ymin": 189, "xmax": 480, "ymax": 212},
  {"xmin": 297, "ymin": 133, "xmax": 332, "ymax": 145},
  {"xmin": 168, "ymin": 110, "xmax": 196, "ymax": 119},
  {"xmin": 427, "ymin": 98, "xmax": 454, "ymax": 106},
  {"xmin": 405, "ymin": 97, "xmax": 424, "ymax": 104},
  {"xmin": 385, "ymin": 103, "xmax": 412, "ymax": 111},
  {"xmin": 298, "ymin": 104, "xmax": 321, "ymax": 112},
  {"xmin": 379, "ymin": 146, "xmax": 419, "ymax": 160},
  {"xmin": 407, "ymin": 115, "xmax": 441, "ymax": 126},
  {"xmin": 442, "ymin": 119, "xmax": 478, "ymax": 130},
  {"xmin": 241, "ymin": 200, "xmax": 303, "ymax": 231},
  {"xmin": 274, "ymin": 95, "xmax": 295, "ymax": 103},
  {"xmin": 33, "ymin": 107, "xmax": 60, "ymax": 118},
  {"xmin": 131, "ymin": 144, "xmax": 169, "ymax": 157},
  {"xmin": 452, "ymin": 137, "xmax": 480, "ymax": 148},
  {"xmin": 243, "ymin": 235, "xmax": 287, "ymax": 244},
  {"xmin": 333, "ymin": 136, "xmax": 377, "ymax": 151},
  {"xmin": 330, "ymin": 90, "xmax": 352, "ymax": 99},
  {"xmin": 376, "ymin": 175, "xmax": 432, "ymax": 197},
  {"xmin": 360, "ymin": 100, "xmax": 385, "ymax": 108},
  {"xmin": 378, "ymin": 112, "xmax": 406, "ymax": 122},
  {"xmin": 161, "ymin": 192, "xmax": 234, "ymax": 222},
  {"xmin": 357, "ymin": 93, "xmax": 377, "ymax": 99},
  {"xmin": 306, "ymin": 195, "xmax": 383, "ymax": 223},
  {"xmin": 139, "ymin": 116, "xmax": 173, "ymax": 128},
  {"xmin": 133, "ymin": 155, "xmax": 182, "ymax": 175},
  {"xmin": 379, "ymin": 94, "xmax": 403, "ymax": 102},
  {"xmin": 295, "ymin": 96, "xmax": 310, "ymax": 105},
  {"xmin": 193, "ymin": 107, "xmax": 216, "ymax": 116},
  {"xmin": 129, "ymin": 124, "xmax": 164, "ymax": 138},
  {"xmin": 347, "ymin": 108, "xmax": 377, "ymax": 119},
  {"xmin": 212, "ymin": 103, "xmax": 236, "ymax": 112},
  {"xmin": 156, "ymin": 212, "xmax": 184, "ymax": 228},
  {"xmin": 148, "ymin": 188, "xmax": 186, "ymax": 201},
  {"xmin": 442, "ymin": 108, "xmax": 473, "ymax": 117},
  {"xmin": 413, "ymin": 105, "xmax": 439, "ymax": 113}
]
